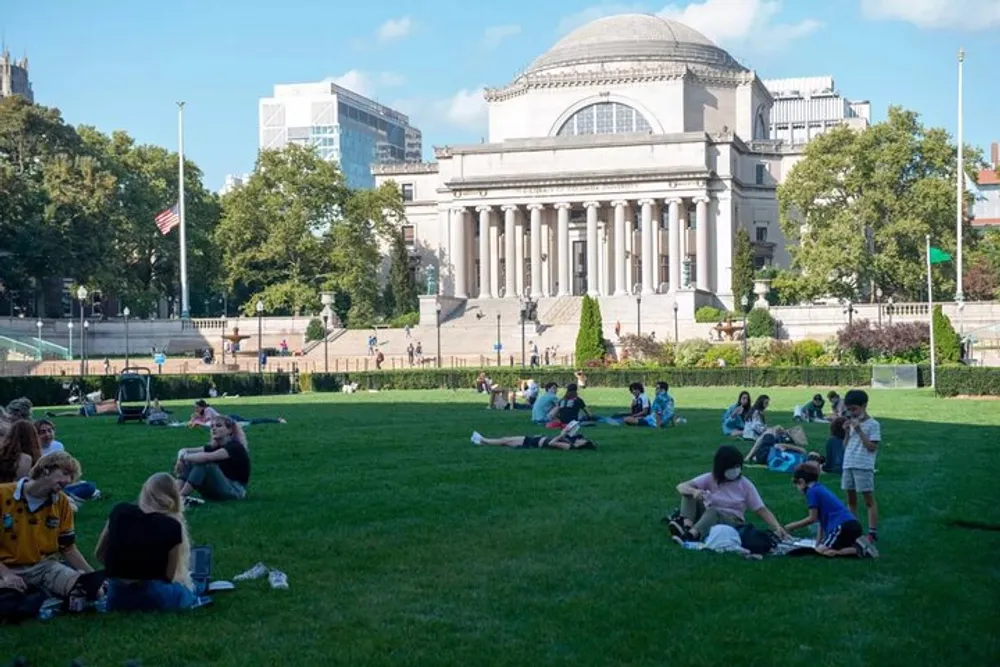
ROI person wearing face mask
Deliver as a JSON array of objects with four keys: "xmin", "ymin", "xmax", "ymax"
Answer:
[{"xmin": 667, "ymin": 445, "xmax": 790, "ymax": 543}]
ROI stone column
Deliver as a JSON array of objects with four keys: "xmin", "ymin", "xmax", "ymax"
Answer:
[
  {"xmin": 502, "ymin": 205, "xmax": 517, "ymax": 299},
  {"xmin": 514, "ymin": 210, "xmax": 525, "ymax": 297},
  {"xmin": 528, "ymin": 204, "xmax": 543, "ymax": 298},
  {"xmin": 667, "ymin": 198, "xmax": 682, "ymax": 292},
  {"xmin": 489, "ymin": 213, "xmax": 500, "ymax": 298},
  {"xmin": 556, "ymin": 203, "xmax": 571, "ymax": 296},
  {"xmin": 696, "ymin": 196, "xmax": 710, "ymax": 291},
  {"xmin": 451, "ymin": 207, "xmax": 468, "ymax": 299},
  {"xmin": 477, "ymin": 206, "xmax": 492, "ymax": 299},
  {"xmin": 584, "ymin": 202, "xmax": 600, "ymax": 296},
  {"xmin": 612, "ymin": 200, "xmax": 628, "ymax": 295},
  {"xmin": 639, "ymin": 199, "xmax": 655, "ymax": 295}
]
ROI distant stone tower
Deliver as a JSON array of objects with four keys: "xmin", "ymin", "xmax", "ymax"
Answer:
[{"xmin": 0, "ymin": 48, "xmax": 33, "ymax": 102}]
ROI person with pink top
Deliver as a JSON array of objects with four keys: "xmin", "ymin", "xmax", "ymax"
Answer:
[{"xmin": 667, "ymin": 445, "xmax": 790, "ymax": 543}]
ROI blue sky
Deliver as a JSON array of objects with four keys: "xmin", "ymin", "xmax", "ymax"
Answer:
[{"xmin": 5, "ymin": 0, "xmax": 999, "ymax": 190}]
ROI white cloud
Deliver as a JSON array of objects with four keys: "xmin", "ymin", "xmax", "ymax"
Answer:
[
  {"xmin": 657, "ymin": 0, "xmax": 821, "ymax": 53},
  {"xmin": 860, "ymin": 0, "xmax": 1000, "ymax": 29},
  {"xmin": 326, "ymin": 70, "xmax": 405, "ymax": 98},
  {"xmin": 440, "ymin": 88, "xmax": 488, "ymax": 131},
  {"xmin": 483, "ymin": 24, "xmax": 522, "ymax": 49},
  {"xmin": 377, "ymin": 16, "xmax": 413, "ymax": 42},
  {"xmin": 557, "ymin": 3, "xmax": 646, "ymax": 34}
]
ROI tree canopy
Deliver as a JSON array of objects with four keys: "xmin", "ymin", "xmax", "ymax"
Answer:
[{"xmin": 777, "ymin": 106, "xmax": 986, "ymax": 303}]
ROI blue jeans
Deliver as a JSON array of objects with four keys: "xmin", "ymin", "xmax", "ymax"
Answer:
[
  {"xmin": 107, "ymin": 579, "xmax": 197, "ymax": 611},
  {"xmin": 229, "ymin": 414, "xmax": 281, "ymax": 425},
  {"xmin": 723, "ymin": 417, "xmax": 744, "ymax": 436},
  {"xmin": 179, "ymin": 463, "xmax": 246, "ymax": 500}
]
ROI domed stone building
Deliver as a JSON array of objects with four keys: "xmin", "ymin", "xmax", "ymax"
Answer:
[{"xmin": 374, "ymin": 13, "xmax": 794, "ymax": 313}]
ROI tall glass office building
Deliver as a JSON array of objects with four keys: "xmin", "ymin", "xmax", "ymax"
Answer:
[{"xmin": 259, "ymin": 82, "xmax": 423, "ymax": 190}]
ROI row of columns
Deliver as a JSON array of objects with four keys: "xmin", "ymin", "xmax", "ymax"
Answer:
[{"xmin": 450, "ymin": 197, "xmax": 712, "ymax": 300}]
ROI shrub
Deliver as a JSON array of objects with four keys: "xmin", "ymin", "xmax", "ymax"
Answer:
[
  {"xmin": 838, "ymin": 320, "xmax": 930, "ymax": 363},
  {"xmin": 935, "ymin": 366, "xmax": 1000, "ymax": 397},
  {"xmin": 791, "ymin": 339, "xmax": 825, "ymax": 365},
  {"xmin": 698, "ymin": 344, "xmax": 742, "ymax": 368},
  {"xmin": 675, "ymin": 339, "xmax": 711, "ymax": 367},
  {"xmin": 388, "ymin": 311, "xmax": 419, "ymax": 328},
  {"xmin": 745, "ymin": 308, "xmax": 778, "ymax": 338},
  {"xmin": 932, "ymin": 305, "xmax": 961, "ymax": 364},
  {"xmin": 575, "ymin": 295, "xmax": 606, "ymax": 364},
  {"xmin": 618, "ymin": 334, "xmax": 668, "ymax": 363},
  {"xmin": 305, "ymin": 318, "xmax": 326, "ymax": 342},
  {"xmin": 694, "ymin": 306, "xmax": 726, "ymax": 323},
  {"xmin": 746, "ymin": 336, "xmax": 773, "ymax": 361}
]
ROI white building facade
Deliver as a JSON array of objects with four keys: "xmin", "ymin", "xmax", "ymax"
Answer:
[
  {"xmin": 375, "ymin": 15, "xmax": 860, "ymax": 310},
  {"xmin": 763, "ymin": 76, "xmax": 870, "ymax": 145}
]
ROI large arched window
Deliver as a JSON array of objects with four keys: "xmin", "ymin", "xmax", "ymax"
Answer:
[{"xmin": 556, "ymin": 102, "xmax": 653, "ymax": 137}]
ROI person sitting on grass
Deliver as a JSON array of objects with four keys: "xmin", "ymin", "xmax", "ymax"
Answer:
[
  {"xmin": 518, "ymin": 379, "xmax": 540, "ymax": 406},
  {"xmin": 741, "ymin": 395, "xmax": 771, "ymax": 440},
  {"xmin": 0, "ymin": 420, "xmax": 42, "ymax": 483},
  {"xmin": 174, "ymin": 416, "xmax": 250, "ymax": 504},
  {"xmin": 827, "ymin": 391, "xmax": 847, "ymax": 419},
  {"xmin": 647, "ymin": 381, "xmax": 686, "ymax": 427},
  {"xmin": 187, "ymin": 400, "xmax": 220, "ymax": 427},
  {"xmin": 531, "ymin": 382, "xmax": 560, "ymax": 424},
  {"xmin": 0, "ymin": 453, "xmax": 106, "ymax": 609},
  {"xmin": 470, "ymin": 421, "xmax": 596, "ymax": 450},
  {"xmin": 546, "ymin": 384, "xmax": 595, "ymax": 427},
  {"xmin": 32, "ymin": 419, "xmax": 100, "ymax": 504},
  {"xmin": 784, "ymin": 463, "xmax": 879, "ymax": 559},
  {"xmin": 743, "ymin": 426, "xmax": 807, "ymax": 466},
  {"xmin": 793, "ymin": 394, "xmax": 827, "ymax": 423},
  {"xmin": 95, "ymin": 472, "xmax": 210, "ymax": 611},
  {"xmin": 486, "ymin": 386, "xmax": 527, "ymax": 411},
  {"xmin": 5, "ymin": 397, "xmax": 33, "ymax": 423},
  {"xmin": 824, "ymin": 417, "xmax": 846, "ymax": 474},
  {"xmin": 667, "ymin": 445, "xmax": 790, "ymax": 543},
  {"xmin": 614, "ymin": 383, "xmax": 651, "ymax": 422},
  {"xmin": 722, "ymin": 391, "xmax": 752, "ymax": 436}
]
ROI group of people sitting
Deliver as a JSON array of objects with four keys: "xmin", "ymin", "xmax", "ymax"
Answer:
[{"xmin": 0, "ymin": 396, "xmax": 261, "ymax": 617}]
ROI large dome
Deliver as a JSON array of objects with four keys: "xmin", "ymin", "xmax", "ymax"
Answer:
[{"xmin": 525, "ymin": 14, "xmax": 745, "ymax": 75}]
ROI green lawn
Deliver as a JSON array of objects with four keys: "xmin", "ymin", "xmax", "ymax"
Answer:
[{"xmin": 6, "ymin": 388, "xmax": 1000, "ymax": 667}]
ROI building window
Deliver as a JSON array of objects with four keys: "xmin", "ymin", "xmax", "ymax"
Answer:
[
  {"xmin": 755, "ymin": 163, "xmax": 767, "ymax": 185},
  {"xmin": 755, "ymin": 225, "xmax": 768, "ymax": 243},
  {"xmin": 401, "ymin": 183, "xmax": 414, "ymax": 202},
  {"xmin": 556, "ymin": 102, "xmax": 653, "ymax": 137},
  {"xmin": 402, "ymin": 225, "xmax": 415, "ymax": 247}
]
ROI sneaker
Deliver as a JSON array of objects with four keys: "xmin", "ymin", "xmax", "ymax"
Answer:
[
  {"xmin": 183, "ymin": 496, "xmax": 205, "ymax": 508},
  {"xmin": 233, "ymin": 562, "xmax": 269, "ymax": 581},
  {"xmin": 667, "ymin": 520, "xmax": 686, "ymax": 539},
  {"xmin": 855, "ymin": 537, "xmax": 879, "ymax": 559},
  {"xmin": 191, "ymin": 595, "xmax": 214, "ymax": 609},
  {"xmin": 671, "ymin": 535, "xmax": 685, "ymax": 547},
  {"xmin": 268, "ymin": 570, "xmax": 289, "ymax": 590},
  {"xmin": 470, "ymin": 432, "xmax": 483, "ymax": 446},
  {"xmin": 675, "ymin": 417, "xmax": 687, "ymax": 425}
]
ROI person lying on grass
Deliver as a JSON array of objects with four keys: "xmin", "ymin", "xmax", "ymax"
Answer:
[
  {"xmin": 546, "ymin": 383, "xmax": 595, "ymax": 427},
  {"xmin": 95, "ymin": 472, "xmax": 211, "ymax": 611},
  {"xmin": 174, "ymin": 416, "xmax": 250, "ymax": 503},
  {"xmin": 743, "ymin": 426, "xmax": 807, "ymax": 466},
  {"xmin": 0, "ymin": 453, "xmax": 106, "ymax": 609},
  {"xmin": 784, "ymin": 463, "xmax": 879, "ymax": 559},
  {"xmin": 722, "ymin": 390, "xmax": 752, "ymax": 436},
  {"xmin": 0, "ymin": 419, "xmax": 42, "ymax": 483},
  {"xmin": 793, "ymin": 394, "xmax": 827, "ymax": 423},
  {"xmin": 470, "ymin": 421, "xmax": 596, "ymax": 450},
  {"xmin": 187, "ymin": 399, "xmax": 286, "ymax": 427},
  {"xmin": 667, "ymin": 445, "xmax": 790, "ymax": 543},
  {"xmin": 46, "ymin": 397, "xmax": 119, "ymax": 418}
]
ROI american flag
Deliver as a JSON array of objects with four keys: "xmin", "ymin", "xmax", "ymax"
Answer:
[{"xmin": 154, "ymin": 204, "xmax": 180, "ymax": 235}]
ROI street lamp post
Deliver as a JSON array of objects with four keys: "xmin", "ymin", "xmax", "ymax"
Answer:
[
  {"xmin": 67, "ymin": 321, "xmax": 74, "ymax": 360},
  {"xmin": 221, "ymin": 315, "xmax": 228, "ymax": 365},
  {"xmin": 887, "ymin": 297, "xmax": 894, "ymax": 326},
  {"xmin": 875, "ymin": 288, "xmax": 883, "ymax": 327},
  {"xmin": 83, "ymin": 320, "xmax": 90, "ymax": 375},
  {"xmin": 36, "ymin": 320, "xmax": 43, "ymax": 359},
  {"xmin": 123, "ymin": 306, "xmax": 131, "ymax": 367},
  {"xmin": 322, "ymin": 314, "xmax": 329, "ymax": 373},
  {"xmin": 435, "ymin": 302, "xmax": 442, "ymax": 368},
  {"xmin": 76, "ymin": 286, "xmax": 88, "ymax": 376},
  {"xmin": 741, "ymin": 295, "xmax": 750, "ymax": 366},
  {"xmin": 256, "ymin": 300, "xmax": 264, "ymax": 374},
  {"xmin": 520, "ymin": 298, "xmax": 527, "ymax": 367},
  {"xmin": 672, "ymin": 300, "xmax": 679, "ymax": 343},
  {"xmin": 844, "ymin": 301, "xmax": 855, "ymax": 326},
  {"xmin": 495, "ymin": 312, "xmax": 501, "ymax": 367},
  {"xmin": 636, "ymin": 295, "xmax": 642, "ymax": 337}
]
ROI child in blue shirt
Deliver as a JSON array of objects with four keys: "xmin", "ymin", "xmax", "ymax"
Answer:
[
  {"xmin": 642, "ymin": 381, "xmax": 686, "ymax": 427},
  {"xmin": 785, "ymin": 464, "xmax": 878, "ymax": 558}
]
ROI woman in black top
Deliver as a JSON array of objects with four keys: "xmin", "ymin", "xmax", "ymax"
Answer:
[
  {"xmin": 470, "ymin": 422, "xmax": 597, "ymax": 450},
  {"xmin": 175, "ymin": 416, "xmax": 251, "ymax": 503},
  {"xmin": 96, "ymin": 472, "xmax": 200, "ymax": 611}
]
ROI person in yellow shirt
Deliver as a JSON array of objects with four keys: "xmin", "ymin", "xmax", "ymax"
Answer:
[{"xmin": 0, "ymin": 452, "xmax": 104, "ymax": 607}]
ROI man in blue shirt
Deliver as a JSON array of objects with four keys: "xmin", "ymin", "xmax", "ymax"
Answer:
[
  {"xmin": 531, "ymin": 382, "xmax": 559, "ymax": 424},
  {"xmin": 785, "ymin": 464, "xmax": 878, "ymax": 558}
]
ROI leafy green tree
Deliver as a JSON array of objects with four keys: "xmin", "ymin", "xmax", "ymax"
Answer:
[
  {"xmin": 932, "ymin": 305, "xmax": 961, "ymax": 363},
  {"xmin": 746, "ymin": 308, "xmax": 778, "ymax": 338},
  {"xmin": 778, "ymin": 106, "xmax": 985, "ymax": 303},
  {"xmin": 575, "ymin": 295, "xmax": 606, "ymax": 364},
  {"xmin": 386, "ymin": 229, "xmax": 418, "ymax": 317},
  {"xmin": 731, "ymin": 228, "xmax": 755, "ymax": 310}
]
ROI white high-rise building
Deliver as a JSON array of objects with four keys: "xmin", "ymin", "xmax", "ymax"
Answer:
[
  {"xmin": 763, "ymin": 76, "xmax": 870, "ymax": 145},
  {"xmin": 219, "ymin": 173, "xmax": 248, "ymax": 195},
  {"xmin": 258, "ymin": 81, "xmax": 422, "ymax": 190}
]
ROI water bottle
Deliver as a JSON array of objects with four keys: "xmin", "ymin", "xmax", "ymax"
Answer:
[
  {"xmin": 94, "ymin": 596, "xmax": 108, "ymax": 613},
  {"xmin": 38, "ymin": 605, "xmax": 56, "ymax": 621}
]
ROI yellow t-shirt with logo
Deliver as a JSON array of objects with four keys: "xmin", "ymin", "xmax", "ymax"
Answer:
[{"xmin": 0, "ymin": 480, "xmax": 76, "ymax": 566}]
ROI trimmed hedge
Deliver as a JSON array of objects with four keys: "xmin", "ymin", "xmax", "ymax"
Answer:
[{"xmin": 934, "ymin": 366, "xmax": 1000, "ymax": 397}]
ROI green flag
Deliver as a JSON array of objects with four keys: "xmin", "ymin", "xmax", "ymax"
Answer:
[{"xmin": 929, "ymin": 247, "xmax": 952, "ymax": 265}]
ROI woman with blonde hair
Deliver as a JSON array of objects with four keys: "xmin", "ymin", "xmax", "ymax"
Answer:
[
  {"xmin": 0, "ymin": 419, "xmax": 43, "ymax": 482},
  {"xmin": 95, "ymin": 472, "xmax": 203, "ymax": 611},
  {"xmin": 174, "ymin": 415, "xmax": 251, "ymax": 502}
]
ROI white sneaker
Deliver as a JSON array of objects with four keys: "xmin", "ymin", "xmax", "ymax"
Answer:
[
  {"xmin": 233, "ymin": 562, "xmax": 269, "ymax": 581},
  {"xmin": 471, "ymin": 432, "xmax": 483, "ymax": 445},
  {"xmin": 268, "ymin": 569, "xmax": 289, "ymax": 589},
  {"xmin": 675, "ymin": 417, "xmax": 687, "ymax": 425},
  {"xmin": 566, "ymin": 421, "xmax": 581, "ymax": 437}
]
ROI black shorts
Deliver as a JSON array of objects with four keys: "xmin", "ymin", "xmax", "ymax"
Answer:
[
  {"xmin": 521, "ymin": 436, "xmax": 546, "ymax": 449},
  {"xmin": 823, "ymin": 519, "xmax": 863, "ymax": 550}
]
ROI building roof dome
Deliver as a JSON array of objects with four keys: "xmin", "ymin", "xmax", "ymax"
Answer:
[{"xmin": 525, "ymin": 13, "xmax": 745, "ymax": 75}]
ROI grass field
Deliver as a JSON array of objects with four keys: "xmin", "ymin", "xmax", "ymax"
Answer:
[{"xmin": 5, "ymin": 387, "xmax": 1000, "ymax": 667}]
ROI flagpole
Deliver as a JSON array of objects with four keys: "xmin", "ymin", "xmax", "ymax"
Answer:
[
  {"xmin": 926, "ymin": 234, "xmax": 936, "ymax": 390},
  {"xmin": 177, "ymin": 101, "xmax": 190, "ymax": 319},
  {"xmin": 955, "ymin": 48, "xmax": 965, "ymax": 307}
]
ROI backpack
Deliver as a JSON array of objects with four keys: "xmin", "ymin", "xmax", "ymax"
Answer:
[
  {"xmin": 737, "ymin": 524, "xmax": 779, "ymax": 555},
  {"xmin": 0, "ymin": 587, "xmax": 47, "ymax": 624},
  {"xmin": 767, "ymin": 447, "xmax": 806, "ymax": 473}
]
